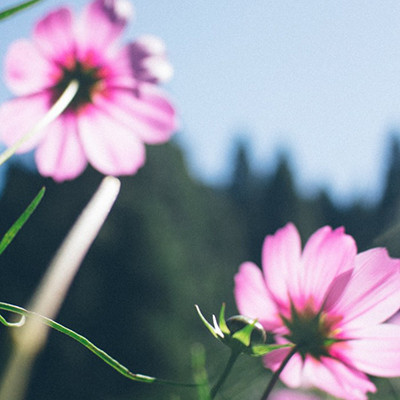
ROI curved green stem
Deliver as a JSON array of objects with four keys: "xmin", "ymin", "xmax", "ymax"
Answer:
[
  {"xmin": 0, "ymin": 302, "xmax": 196, "ymax": 387},
  {"xmin": 210, "ymin": 349, "xmax": 240, "ymax": 399},
  {"xmin": 260, "ymin": 345, "xmax": 298, "ymax": 400}
]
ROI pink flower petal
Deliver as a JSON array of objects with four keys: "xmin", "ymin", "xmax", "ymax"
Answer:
[
  {"xmin": 265, "ymin": 350, "xmax": 375, "ymax": 400},
  {"xmin": 0, "ymin": 92, "xmax": 52, "ymax": 152},
  {"xmin": 339, "ymin": 324, "xmax": 400, "ymax": 376},
  {"xmin": 127, "ymin": 35, "xmax": 174, "ymax": 83},
  {"xmin": 269, "ymin": 390, "xmax": 320, "ymax": 400},
  {"xmin": 323, "ymin": 269, "xmax": 354, "ymax": 311},
  {"xmin": 298, "ymin": 226, "xmax": 356, "ymax": 311},
  {"xmin": 302, "ymin": 356, "xmax": 375, "ymax": 400},
  {"xmin": 33, "ymin": 7, "xmax": 75, "ymax": 63},
  {"xmin": 234, "ymin": 261, "xmax": 280, "ymax": 330},
  {"xmin": 331, "ymin": 248, "xmax": 400, "ymax": 330},
  {"xmin": 262, "ymin": 223, "xmax": 302, "ymax": 310},
  {"xmin": 35, "ymin": 113, "xmax": 87, "ymax": 182},
  {"xmin": 76, "ymin": 0, "xmax": 132, "ymax": 57},
  {"xmin": 93, "ymin": 85, "xmax": 176, "ymax": 144},
  {"xmin": 129, "ymin": 35, "xmax": 168, "ymax": 61},
  {"xmin": 387, "ymin": 311, "xmax": 400, "ymax": 325},
  {"xmin": 78, "ymin": 105, "xmax": 146, "ymax": 176},
  {"xmin": 109, "ymin": 38, "xmax": 174, "ymax": 85},
  {"xmin": 264, "ymin": 348, "xmax": 305, "ymax": 388},
  {"xmin": 5, "ymin": 40, "xmax": 58, "ymax": 96},
  {"xmin": 103, "ymin": 46, "xmax": 137, "ymax": 87}
]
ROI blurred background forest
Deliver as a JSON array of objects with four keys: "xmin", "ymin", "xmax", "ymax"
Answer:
[{"xmin": 1, "ymin": 132, "xmax": 400, "ymax": 400}]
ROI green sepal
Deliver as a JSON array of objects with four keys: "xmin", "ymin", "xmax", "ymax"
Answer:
[
  {"xmin": 0, "ymin": 0, "xmax": 42, "ymax": 21},
  {"xmin": 250, "ymin": 343, "xmax": 293, "ymax": 357},
  {"xmin": 197, "ymin": 304, "xmax": 272, "ymax": 356},
  {"xmin": 323, "ymin": 338, "xmax": 344, "ymax": 347},
  {"xmin": 195, "ymin": 305, "xmax": 219, "ymax": 339},
  {"xmin": 231, "ymin": 320, "xmax": 257, "ymax": 347},
  {"xmin": 0, "ymin": 187, "xmax": 45, "ymax": 255},
  {"xmin": 218, "ymin": 303, "xmax": 230, "ymax": 335}
]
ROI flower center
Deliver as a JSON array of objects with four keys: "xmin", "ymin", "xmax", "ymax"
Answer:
[
  {"xmin": 282, "ymin": 303, "xmax": 339, "ymax": 360},
  {"xmin": 54, "ymin": 60, "xmax": 103, "ymax": 112}
]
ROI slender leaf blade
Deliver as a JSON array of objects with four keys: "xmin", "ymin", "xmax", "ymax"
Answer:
[
  {"xmin": 0, "ymin": 187, "xmax": 45, "ymax": 255},
  {"xmin": 0, "ymin": 0, "xmax": 42, "ymax": 21}
]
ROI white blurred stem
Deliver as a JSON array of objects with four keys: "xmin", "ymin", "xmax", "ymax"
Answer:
[
  {"xmin": 0, "ymin": 79, "xmax": 79, "ymax": 166},
  {"xmin": 0, "ymin": 176, "xmax": 121, "ymax": 400}
]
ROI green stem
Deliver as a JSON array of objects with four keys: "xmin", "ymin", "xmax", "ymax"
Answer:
[
  {"xmin": 0, "ymin": 0, "xmax": 43, "ymax": 21},
  {"xmin": 210, "ymin": 349, "xmax": 240, "ymax": 399},
  {"xmin": 260, "ymin": 345, "xmax": 298, "ymax": 400},
  {"xmin": 0, "ymin": 79, "xmax": 79, "ymax": 167},
  {"xmin": 0, "ymin": 302, "xmax": 196, "ymax": 387}
]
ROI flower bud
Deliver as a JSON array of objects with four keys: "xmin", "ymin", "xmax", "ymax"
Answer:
[
  {"xmin": 196, "ymin": 304, "xmax": 280, "ymax": 357},
  {"xmin": 226, "ymin": 315, "xmax": 267, "ymax": 346}
]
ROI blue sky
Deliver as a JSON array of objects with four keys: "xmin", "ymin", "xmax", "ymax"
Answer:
[{"xmin": 2, "ymin": 0, "xmax": 400, "ymax": 202}]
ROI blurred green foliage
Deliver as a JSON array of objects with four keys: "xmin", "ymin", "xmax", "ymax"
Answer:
[{"xmin": 0, "ymin": 135, "xmax": 400, "ymax": 399}]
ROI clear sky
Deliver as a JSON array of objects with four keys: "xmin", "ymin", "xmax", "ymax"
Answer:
[{"xmin": 1, "ymin": 0, "xmax": 400, "ymax": 203}]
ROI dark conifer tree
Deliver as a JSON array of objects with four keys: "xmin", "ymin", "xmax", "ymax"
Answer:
[
  {"xmin": 372, "ymin": 134, "xmax": 400, "ymax": 255},
  {"xmin": 229, "ymin": 138, "xmax": 252, "ymax": 206},
  {"xmin": 377, "ymin": 134, "xmax": 400, "ymax": 226}
]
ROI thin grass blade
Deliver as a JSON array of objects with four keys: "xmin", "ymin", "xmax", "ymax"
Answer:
[
  {"xmin": 0, "ymin": 187, "xmax": 45, "ymax": 255},
  {"xmin": 0, "ymin": 0, "xmax": 42, "ymax": 21}
]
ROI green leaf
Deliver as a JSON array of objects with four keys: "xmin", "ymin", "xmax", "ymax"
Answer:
[
  {"xmin": 0, "ymin": 187, "xmax": 45, "ymax": 255},
  {"xmin": 0, "ymin": 0, "xmax": 42, "ymax": 21}
]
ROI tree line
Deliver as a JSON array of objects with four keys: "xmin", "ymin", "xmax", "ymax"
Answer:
[{"xmin": 0, "ymin": 133, "xmax": 399, "ymax": 399}]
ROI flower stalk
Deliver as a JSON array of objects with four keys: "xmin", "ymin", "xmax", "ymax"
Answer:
[
  {"xmin": 260, "ymin": 345, "xmax": 298, "ymax": 400},
  {"xmin": 0, "ymin": 175, "xmax": 118, "ymax": 400},
  {"xmin": 0, "ymin": 79, "xmax": 79, "ymax": 166},
  {"xmin": 210, "ymin": 349, "xmax": 240, "ymax": 399}
]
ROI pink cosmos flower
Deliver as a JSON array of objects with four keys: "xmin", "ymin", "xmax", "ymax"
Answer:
[
  {"xmin": 0, "ymin": 0, "xmax": 176, "ymax": 181},
  {"xmin": 234, "ymin": 223, "xmax": 400, "ymax": 400},
  {"xmin": 270, "ymin": 389, "xmax": 320, "ymax": 400}
]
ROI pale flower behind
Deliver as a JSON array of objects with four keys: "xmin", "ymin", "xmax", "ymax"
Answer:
[
  {"xmin": 234, "ymin": 223, "xmax": 400, "ymax": 400},
  {"xmin": 0, "ymin": 0, "xmax": 176, "ymax": 181}
]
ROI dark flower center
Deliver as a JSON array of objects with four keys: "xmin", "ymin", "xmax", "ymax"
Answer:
[
  {"xmin": 282, "ymin": 303, "xmax": 340, "ymax": 360},
  {"xmin": 54, "ymin": 61, "xmax": 103, "ymax": 112}
]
